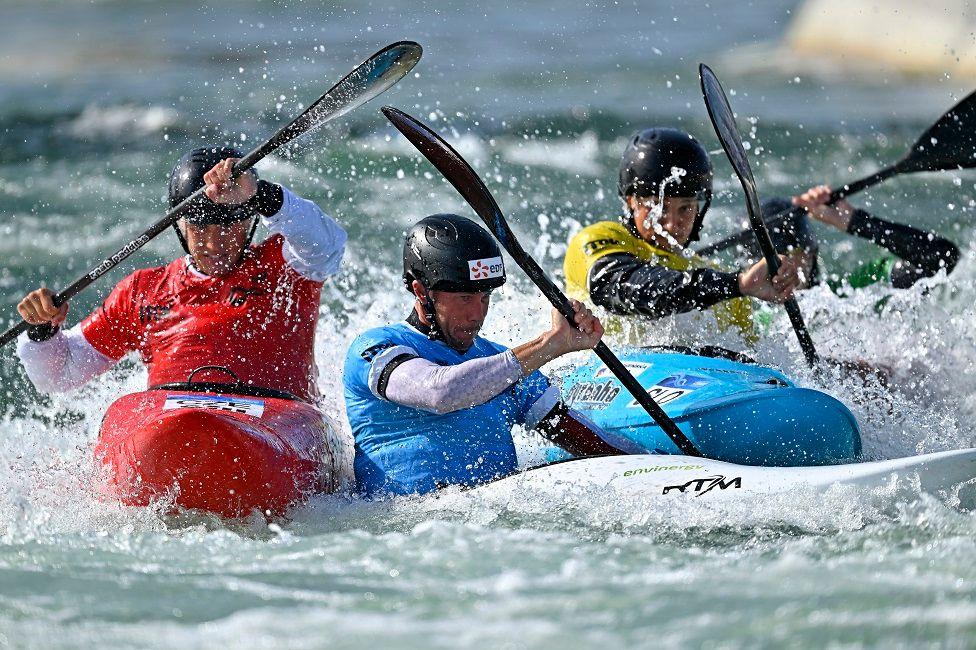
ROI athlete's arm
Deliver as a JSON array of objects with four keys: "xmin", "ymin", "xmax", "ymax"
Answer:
[
  {"xmin": 846, "ymin": 211, "xmax": 959, "ymax": 287},
  {"xmin": 796, "ymin": 184, "xmax": 959, "ymax": 287},
  {"xmin": 253, "ymin": 182, "xmax": 347, "ymax": 281},
  {"xmin": 588, "ymin": 253, "xmax": 742, "ymax": 317},
  {"xmin": 374, "ymin": 301, "xmax": 603, "ymax": 414},
  {"xmin": 204, "ymin": 158, "xmax": 347, "ymax": 281},
  {"xmin": 370, "ymin": 346, "xmax": 522, "ymax": 414},
  {"xmin": 17, "ymin": 323, "xmax": 117, "ymax": 393}
]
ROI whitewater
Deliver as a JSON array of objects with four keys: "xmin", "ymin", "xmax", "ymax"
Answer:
[{"xmin": 3, "ymin": 1, "xmax": 976, "ymax": 647}]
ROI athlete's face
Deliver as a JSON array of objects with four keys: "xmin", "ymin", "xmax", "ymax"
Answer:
[
  {"xmin": 181, "ymin": 219, "xmax": 251, "ymax": 277},
  {"xmin": 412, "ymin": 281, "xmax": 491, "ymax": 352},
  {"xmin": 628, "ymin": 195, "xmax": 699, "ymax": 251}
]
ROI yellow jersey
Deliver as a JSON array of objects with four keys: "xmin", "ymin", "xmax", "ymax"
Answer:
[{"xmin": 563, "ymin": 220, "xmax": 756, "ymax": 342}]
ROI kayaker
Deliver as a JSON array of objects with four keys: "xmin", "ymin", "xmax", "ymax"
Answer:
[
  {"xmin": 15, "ymin": 146, "xmax": 346, "ymax": 402},
  {"xmin": 563, "ymin": 127, "xmax": 801, "ymax": 341},
  {"xmin": 343, "ymin": 213, "xmax": 633, "ymax": 496},
  {"xmin": 564, "ymin": 128, "xmax": 960, "ymax": 334}
]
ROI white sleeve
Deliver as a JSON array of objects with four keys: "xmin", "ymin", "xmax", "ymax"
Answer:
[
  {"xmin": 262, "ymin": 186, "xmax": 347, "ymax": 281},
  {"xmin": 367, "ymin": 346, "xmax": 524, "ymax": 415},
  {"xmin": 16, "ymin": 324, "xmax": 117, "ymax": 393}
]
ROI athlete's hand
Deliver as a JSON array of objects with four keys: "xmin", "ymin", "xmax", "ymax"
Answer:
[
  {"xmin": 546, "ymin": 299, "xmax": 604, "ymax": 355},
  {"xmin": 18, "ymin": 287, "xmax": 69, "ymax": 326},
  {"xmin": 738, "ymin": 256, "xmax": 800, "ymax": 303},
  {"xmin": 203, "ymin": 157, "xmax": 257, "ymax": 206},
  {"xmin": 793, "ymin": 184, "xmax": 854, "ymax": 231}
]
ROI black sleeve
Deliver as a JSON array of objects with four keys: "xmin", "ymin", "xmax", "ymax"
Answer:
[
  {"xmin": 247, "ymin": 180, "xmax": 285, "ymax": 217},
  {"xmin": 847, "ymin": 208, "xmax": 959, "ymax": 287},
  {"xmin": 588, "ymin": 253, "xmax": 742, "ymax": 318}
]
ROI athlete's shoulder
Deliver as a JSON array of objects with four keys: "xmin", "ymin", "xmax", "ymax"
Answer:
[
  {"xmin": 109, "ymin": 261, "xmax": 176, "ymax": 300},
  {"xmin": 567, "ymin": 221, "xmax": 640, "ymax": 258},
  {"xmin": 250, "ymin": 233, "xmax": 287, "ymax": 265},
  {"xmin": 347, "ymin": 323, "xmax": 420, "ymax": 360}
]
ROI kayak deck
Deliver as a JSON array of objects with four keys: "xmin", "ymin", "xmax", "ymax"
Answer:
[
  {"xmin": 562, "ymin": 349, "xmax": 862, "ymax": 465},
  {"xmin": 96, "ymin": 389, "xmax": 340, "ymax": 518}
]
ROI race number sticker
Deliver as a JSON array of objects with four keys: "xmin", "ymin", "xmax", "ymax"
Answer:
[
  {"xmin": 163, "ymin": 394, "xmax": 265, "ymax": 417},
  {"xmin": 628, "ymin": 374, "xmax": 711, "ymax": 408}
]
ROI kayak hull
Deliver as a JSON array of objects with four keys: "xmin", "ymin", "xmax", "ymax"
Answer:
[
  {"xmin": 96, "ymin": 390, "xmax": 340, "ymax": 518},
  {"xmin": 473, "ymin": 450, "xmax": 976, "ymax": 507},
  {"xmin": 562, "ymin": 349, "xmax": 861, "ymax": 465}
]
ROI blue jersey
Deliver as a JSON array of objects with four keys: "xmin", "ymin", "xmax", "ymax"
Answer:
[{"xmin": 343, "ymin": 321, "xmax": 556, "ymax": 496}]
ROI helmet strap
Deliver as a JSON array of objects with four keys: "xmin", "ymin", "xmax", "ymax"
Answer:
[
  {"xmin": 173, "ymin": 222, "xmax": 190, "ymax": 255},
  {"xmin": 242, "ymin": 215, "xmax": 259, "ymax": 253},
  {"xmin": 619, "ymin": 195, "xmax": 643, "ymax": 239},
  {"xmin": 422, "ymin": 293, "xmax": 442, "ymax": 341}
]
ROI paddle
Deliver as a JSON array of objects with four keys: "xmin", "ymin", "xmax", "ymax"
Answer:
[
  {"xmin": 700, "ymin": 63, "xmax": 820, "ymax": 367},
  {"xmin": 382, "ymin": 106, "xmax": 703, "ymax": 458},
  {"xmin": 0, "ymin": 41, "xmax": 423, "ymax": 348},
  {"xmin": 696, "ymin": 88, "xmax": 976, "ymax": 257}
]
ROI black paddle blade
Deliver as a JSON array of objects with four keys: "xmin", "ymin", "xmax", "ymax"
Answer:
[
  {"xmin": 901, "ymin": 89, "xmax": 976, "ymax": 173},
  {"xmin": 238, "ymin": 41, "xmax": 423, "ymax": 171},
  {"xmin": 699, "ymin": 64, "xmax": 768, "ymax": 258},
  {"xmin": 700, "ymin": 63, "xmax": 819, "ymax": 367},
  {"xmin": 381, "ymin": 106, "xmax": 522, "ymax": 255}
]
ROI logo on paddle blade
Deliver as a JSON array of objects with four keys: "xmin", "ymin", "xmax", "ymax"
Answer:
[{"xmin": 662, "ymin": 475, "xmax": 742, "ymax": 497}]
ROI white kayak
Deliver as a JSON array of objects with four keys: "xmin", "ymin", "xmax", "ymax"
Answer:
[{"xmin": 470, "ymin": 449, "xmax": 976, "ymax": 507}]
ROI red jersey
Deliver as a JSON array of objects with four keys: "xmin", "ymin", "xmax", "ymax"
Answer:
[{"xmin": 81, "ymin": 235, "xmax": 323, "ymax": 401}]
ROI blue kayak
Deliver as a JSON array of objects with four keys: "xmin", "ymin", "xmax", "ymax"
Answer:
[{"xmin": 559, "ymin": 347, "xmax": 861, "ymax": 466}]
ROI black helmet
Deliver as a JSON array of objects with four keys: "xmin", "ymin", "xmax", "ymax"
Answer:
[
  {"xmin": 168, "ymin": 146, "xmax": 258, "ymax": 253},
  {"xmin": 403, "ymin": 214, "xmax": 506, "ymax": 293},
  {"xmin": 618, "ymin": 127, "xmax": 713, "ymax": 241}
]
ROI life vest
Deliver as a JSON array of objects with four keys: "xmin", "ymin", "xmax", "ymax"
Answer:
[
  {"xmin": 343, "ymin": 321, "xmax": 554, "ymax": 496},
  {"xmin": 81, "ymin": 235, "xmax": 323, "ymax": 402}
]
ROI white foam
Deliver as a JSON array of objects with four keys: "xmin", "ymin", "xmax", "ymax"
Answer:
[
  {"xmin": 67, "ymin": 104, "xmax": 179, "ymax": 137},
  {"xmin": 500, "ymin": 131, "xmax": 602, "ymax": 176}
]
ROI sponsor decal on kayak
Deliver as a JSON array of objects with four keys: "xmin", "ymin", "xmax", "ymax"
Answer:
[
  {"xmin": 163, "ymin": 394, "xmax": 265, "ymax": 417},
  {"xmin": 622, "ymin": 464, "xmax": 704, "ymax": 477},
  {"xmin": 594, "ymin": 361, "xmax": 650, "ymax": 379},
  {"xmin": 467, "ymin": 256, "xmax": 504, "ymax": 280},
  {"xmin": 627, "ymin": 373, "xmax": 711, "ymax": 407},
  {"xmin": 565, "ymin": 380, "xmax": 620, "ymax": 409},
  {"xmin": 662, "ymin": 475, "xmax": 742, "ymax": 496}
]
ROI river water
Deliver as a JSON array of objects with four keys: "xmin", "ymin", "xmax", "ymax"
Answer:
[{"xmin": 2, "ymin": 1, "xmax": 976, "ymax": 648}]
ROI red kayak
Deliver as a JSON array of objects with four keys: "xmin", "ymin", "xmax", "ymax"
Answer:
[{"xmin": 95, "ymin": 370, "xmax": 340, "ymax": 518}]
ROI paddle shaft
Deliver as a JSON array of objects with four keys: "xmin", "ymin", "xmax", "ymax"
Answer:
[
  {"xmin": 512, "ymin": 240, "xmax": 702, "ymax": 456},
  {"xmin": 740, "ymin": 191, "xmax": 820, "ymax": 366},
  {"xmin": 1, "ymin": 41, "xmax": 422, "ymax": 349},
  {"xmin": 0, "ymin": 186, "xmax": 208, "ymax": 348}
]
